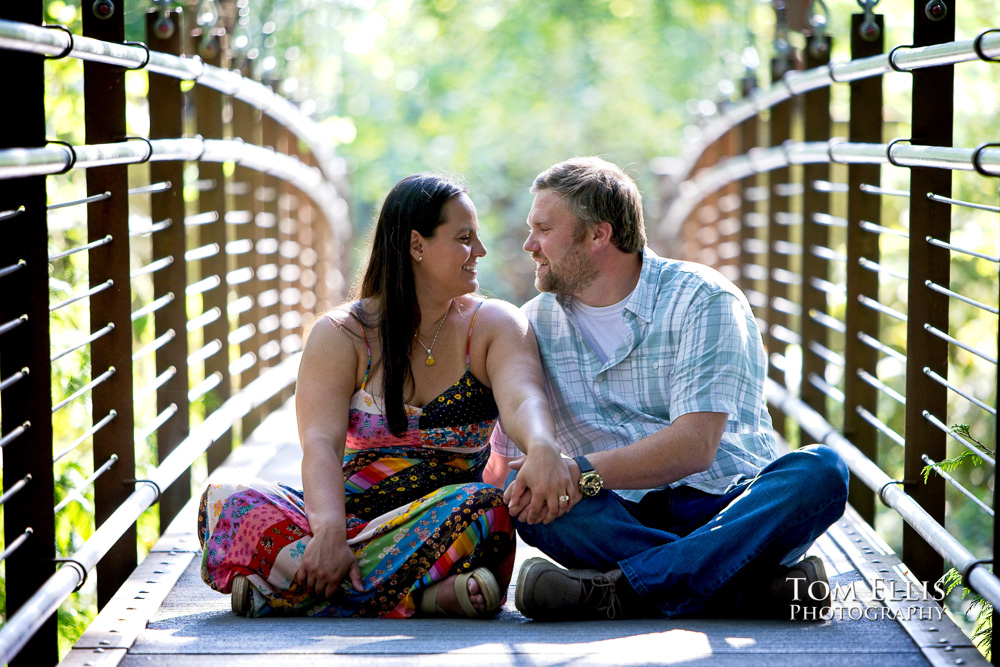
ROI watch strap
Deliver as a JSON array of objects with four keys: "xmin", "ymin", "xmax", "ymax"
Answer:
[{"xmin": 574, "ymin": 455, "xmax": 594, "ymax": 474}]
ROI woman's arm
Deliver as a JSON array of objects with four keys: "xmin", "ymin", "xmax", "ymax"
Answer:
[
  {"xmin": 479, "ymin": 301, "xmax": 573, "ymax": 525},
  {"xmin": 294, "ymin": 314, "xmax": 364, "ymax": 598}
]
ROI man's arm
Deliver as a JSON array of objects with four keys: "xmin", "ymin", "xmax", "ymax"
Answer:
[{"xmin": 573, "ymin": 411, "xmax": 726, "ymax": 491}]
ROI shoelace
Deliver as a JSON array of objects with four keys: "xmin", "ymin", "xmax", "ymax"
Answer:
[{"xmin": 580, "ymin": 574, "xmax": 623, "ymax": 620}]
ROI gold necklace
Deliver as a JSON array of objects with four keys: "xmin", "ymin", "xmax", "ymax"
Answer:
[{"xmin": 414, "ymin": 301, "xmax": 452, "ymax": 366}]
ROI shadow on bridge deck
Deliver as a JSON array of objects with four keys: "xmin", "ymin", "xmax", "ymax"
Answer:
[{"xmin": 62, "ymin": 401, "xmax": 985, "ymax": 666}]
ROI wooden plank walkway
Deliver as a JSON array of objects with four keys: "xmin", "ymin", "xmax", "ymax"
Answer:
[{"xmin": 62, "ymin": 400, "xmax": 987, "ymax": 666}]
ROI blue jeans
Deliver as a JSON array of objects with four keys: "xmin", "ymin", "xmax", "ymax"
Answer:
[{"xmin": 509, "ymin": 444, "xmax": 849, "ymax": 617}]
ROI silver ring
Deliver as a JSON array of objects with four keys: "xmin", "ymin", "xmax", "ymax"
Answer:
[{"xmin": 558, "ymin": 495, "xmax": 570, "ymax": 503}]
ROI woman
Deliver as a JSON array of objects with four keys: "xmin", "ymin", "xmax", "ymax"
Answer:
[{"xmin": 199, "ymin": 174, "xmax": 572, "ymax": 618}]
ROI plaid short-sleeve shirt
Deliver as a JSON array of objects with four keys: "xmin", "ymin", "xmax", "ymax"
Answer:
[{"xmin": 492, "ymin": 248, "xmax": 778, "ymax": 496}]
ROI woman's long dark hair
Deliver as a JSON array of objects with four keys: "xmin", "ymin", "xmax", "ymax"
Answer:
[{"xmin": 354, "ymin": 174, "xmax": 466, "ymax": 436}]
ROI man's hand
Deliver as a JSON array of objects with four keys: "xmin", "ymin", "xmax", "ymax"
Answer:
[
  {"xmin": 295, "ymin": 527, "xmax": 364, "ymax": 599},
  {"xmin": 503, "ymin": 446, "xmax": 576, "ymax": 524}
]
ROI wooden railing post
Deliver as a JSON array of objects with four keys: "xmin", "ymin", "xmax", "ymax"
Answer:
[
  {"xmin": 332, "ymin": 174, "xmax": 350, "ymax": 308},
  {"xmin": 296, "ymin": 149, "xmax": 318, "ymax": 319},
  {"xmin": 147, "ymin": 9, "xmax": 191, "ymax": 530},
  {"xmin": 902, "ymin": 0, "xmax": 955, "ymax": 585},
  {"xmin": 82, "ymin": 0, "xmax": 137, "ymax": 610},
  {"xmin": 0, "ymin": 2, "xmax": 58, "ymax": 663},
  {"xmin": 843, "ymin": 13, "xmax": 883, "ymax": 526},
  {"xmin": 261, "ymin": 112, "xmax": 283, "ymax": 415},
  {"xmin": 715, "ymin": 125, "xmax": 740, "ymax": 281},
  {"xmin": 278, "ymin": 126, "xmax": 298, "ymax": 405},
  {"xmin": 765, "ymin": 54, "xmax": 796, "ymax": 441},
  {"xmin": 231, "ymin": 89, "xmax": 265, "ymax": 437},
  {"xmin": 799, "ymin": 33, "xmax": 832, "ymax": 447},
  {"xmin": 194, "ymin": 34, "xmax": 233, "ymax": 473},
  {"xmin": 686, "ymin": 141, "xmax": 714, "ymax": 264},
  {"xmin": 737, "ymin": 74, "xmax": 762, "ymax": 310}
]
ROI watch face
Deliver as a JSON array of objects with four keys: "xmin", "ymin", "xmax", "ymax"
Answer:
[{"xmin": 580, "ymin": 471, "xmax": 603, "ymax": 497}]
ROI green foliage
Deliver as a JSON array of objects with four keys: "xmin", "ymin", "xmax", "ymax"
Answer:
[
  {"xmin": 250, "ymin": 0, "xmax": 745, "ymax": 301},
  {"xmin": 920, "ymin": 425, "xmax": 992, "ymax": 484},
  {"xmin": 925, "ymin": 434, "xmax": 994, "ymax": 661},
  {"xmin": 940, "ymin": 568, "xmax": 993, "ymax": 660}
]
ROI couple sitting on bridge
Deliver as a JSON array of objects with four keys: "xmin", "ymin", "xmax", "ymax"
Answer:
[{"xmin": 198, "ymin": 157, "xmax": 849, "ymax": 620}]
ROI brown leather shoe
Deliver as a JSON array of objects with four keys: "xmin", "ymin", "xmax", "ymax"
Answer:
[
  {"xmin": 765, "ymin": 555, "xmax": 832, "ymax": 620},
  {"xmin": 515, "ymin": 557, "xmax": 624, "ymax": 620}
]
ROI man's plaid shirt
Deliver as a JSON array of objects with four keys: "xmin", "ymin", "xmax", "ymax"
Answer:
[{"xmin": 492, "ymin": 247, "xmax": 778, "ymax": 497}]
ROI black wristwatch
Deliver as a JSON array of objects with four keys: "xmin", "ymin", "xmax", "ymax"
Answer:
[{"xmin": 574, "ymin": 455, "xmax": 604, "ymax": 497}]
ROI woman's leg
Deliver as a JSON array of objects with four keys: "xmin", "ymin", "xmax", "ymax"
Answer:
[
  {"xmin": 199, "ymin": 479, "xmax": 313, "ymax": 616},
  {"xmin": 407, "ymin": 483, "xmax": 515, "ymax": 617}
]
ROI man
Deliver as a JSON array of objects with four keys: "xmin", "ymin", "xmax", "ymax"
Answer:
[{"xmin": 490, "ymin": 157, "xmax": 849, "ymax": 620}]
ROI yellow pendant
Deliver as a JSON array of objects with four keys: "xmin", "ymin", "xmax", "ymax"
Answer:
[{"xmin": 425, "ymin": 354, "xmax": 435, "ymax": 366}]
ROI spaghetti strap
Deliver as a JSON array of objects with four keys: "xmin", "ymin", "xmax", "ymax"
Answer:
[
  {"xmin": 466, "ymin": 300, "xmax": 486, "ymax": 370},
  {"xmin": 349, "ymin": 314, "xmax": 372, "ymax": 391}
]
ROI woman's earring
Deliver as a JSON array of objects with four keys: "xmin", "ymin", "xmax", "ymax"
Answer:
[{"xmin": 417, "ymin": 256, "xmax": 423, "ymax": 262}]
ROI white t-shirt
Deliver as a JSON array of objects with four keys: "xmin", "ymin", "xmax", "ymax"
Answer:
[{"xmin": 572, "ymin": 293, "xmax": 632, "ymax": 364}]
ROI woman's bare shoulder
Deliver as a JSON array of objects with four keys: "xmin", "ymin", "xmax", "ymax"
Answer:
[
  {"xmin": 469, "ymin": 297, "xmax": 530, "ymax": 337},
  {"xmin": 473, "ymin": 297, "xmax": 527, "ymax": 321},
  {"xmin": 311, "ymin": 299, "xmax": 377, "ymax": 333},
  {"xmin": 307, "ymin": 302, "xmax": 369, "ymax": 345}
]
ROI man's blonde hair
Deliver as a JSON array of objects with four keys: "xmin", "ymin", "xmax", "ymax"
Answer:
[{"xmin": 531, "ymin": 157, "xmax": 646, "ymax": 253}]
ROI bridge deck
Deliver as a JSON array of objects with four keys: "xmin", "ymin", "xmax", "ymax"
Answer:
[{"xmin": 62, "ymin": 401, "xmax": 985, "ymax": 666}]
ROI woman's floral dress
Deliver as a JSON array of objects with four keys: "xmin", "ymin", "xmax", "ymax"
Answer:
[{"xmin": 198, "ymin": 302, "xmax": 515, "ymax": 617}]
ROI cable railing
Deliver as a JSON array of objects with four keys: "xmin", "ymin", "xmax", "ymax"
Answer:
[
  {"xmin": 0, "ymin": 5, "xmax": 350, "ymax": 665},
  {"xmin": 658, "ymin": 3, "xmax": 997, "ymax": 660},
  {"xmin": 0, "ymin": 17, "xmax": 346, "ymax": 189},
  {"xmin": 677, "ymin": 29, "xmax": 1000, "ymax": 179}
]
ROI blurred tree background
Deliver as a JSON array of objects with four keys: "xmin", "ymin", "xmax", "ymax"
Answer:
[{"xmin": 211, "ymin": 0, "xmax": 782, "ymax": 303}]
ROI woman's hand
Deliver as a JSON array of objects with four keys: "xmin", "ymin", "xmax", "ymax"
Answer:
[
  {"xmin": 503, "ymin": 446, "xmax": 575, "ymax": 524},
  {"xmin": 295, "ymin": 527, "xmax": 364, "ymax": 599}
]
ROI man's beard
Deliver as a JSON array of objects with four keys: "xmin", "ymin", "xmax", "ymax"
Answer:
[{"xmin": 534, "ymin": 242, "xmax": 599, "ymax": 295}]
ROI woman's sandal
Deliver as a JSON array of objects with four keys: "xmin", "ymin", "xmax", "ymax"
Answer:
[
  {"xmin": 231, "ymin": 574, "xmax": 253, "ymax": 617},
  {"xmin": 418, "ymin": 567, "xmax": 502, "ymax": 618}
]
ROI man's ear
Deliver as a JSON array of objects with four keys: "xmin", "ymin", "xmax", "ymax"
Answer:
[
  {"xmin": 410, "ymin": 230, "xmax": 425, "ymax": 261},
  {"xmin": 590, "ymin": 221, "xmax": 614, "ymax": 250}
]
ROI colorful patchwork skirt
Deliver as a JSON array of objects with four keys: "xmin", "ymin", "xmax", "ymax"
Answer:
[{"xmin": 198, "ymin": 449, "xmax": 515, "ymax": 617}]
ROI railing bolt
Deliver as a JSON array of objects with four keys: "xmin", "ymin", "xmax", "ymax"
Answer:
[
  {"xmin": 154, "ymin": 16, "xmax": 175, "ymax": 39},
  {"xmin": 201, "ymin": 39, "xmax": 219, "ymax": 59},
  {"xmin": 924, "ymin": 0, "xmax": 947, "ymax": 20},
  {"xmin": 92, "ymin": 0, "xmax": 114, "ymax": 19},
  {"xmin": 809, "ymin": 36, "xmax": 830, "ymax": 59}
]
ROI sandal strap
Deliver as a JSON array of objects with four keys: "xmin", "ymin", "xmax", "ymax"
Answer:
[
  {"xmin": 453, "ymin": 572, "xmax": 483, "ymax": 617},
  {"xmin": 417, "ymin": 580, "xmax": 446, "ymax": 615},
  {"xmin": 418, "ymin": 568, "xmax": 502, "ymax": 618},
  {"xmin": 469, "ymin": 568, "xmax": 501, "ymax": 611}
]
